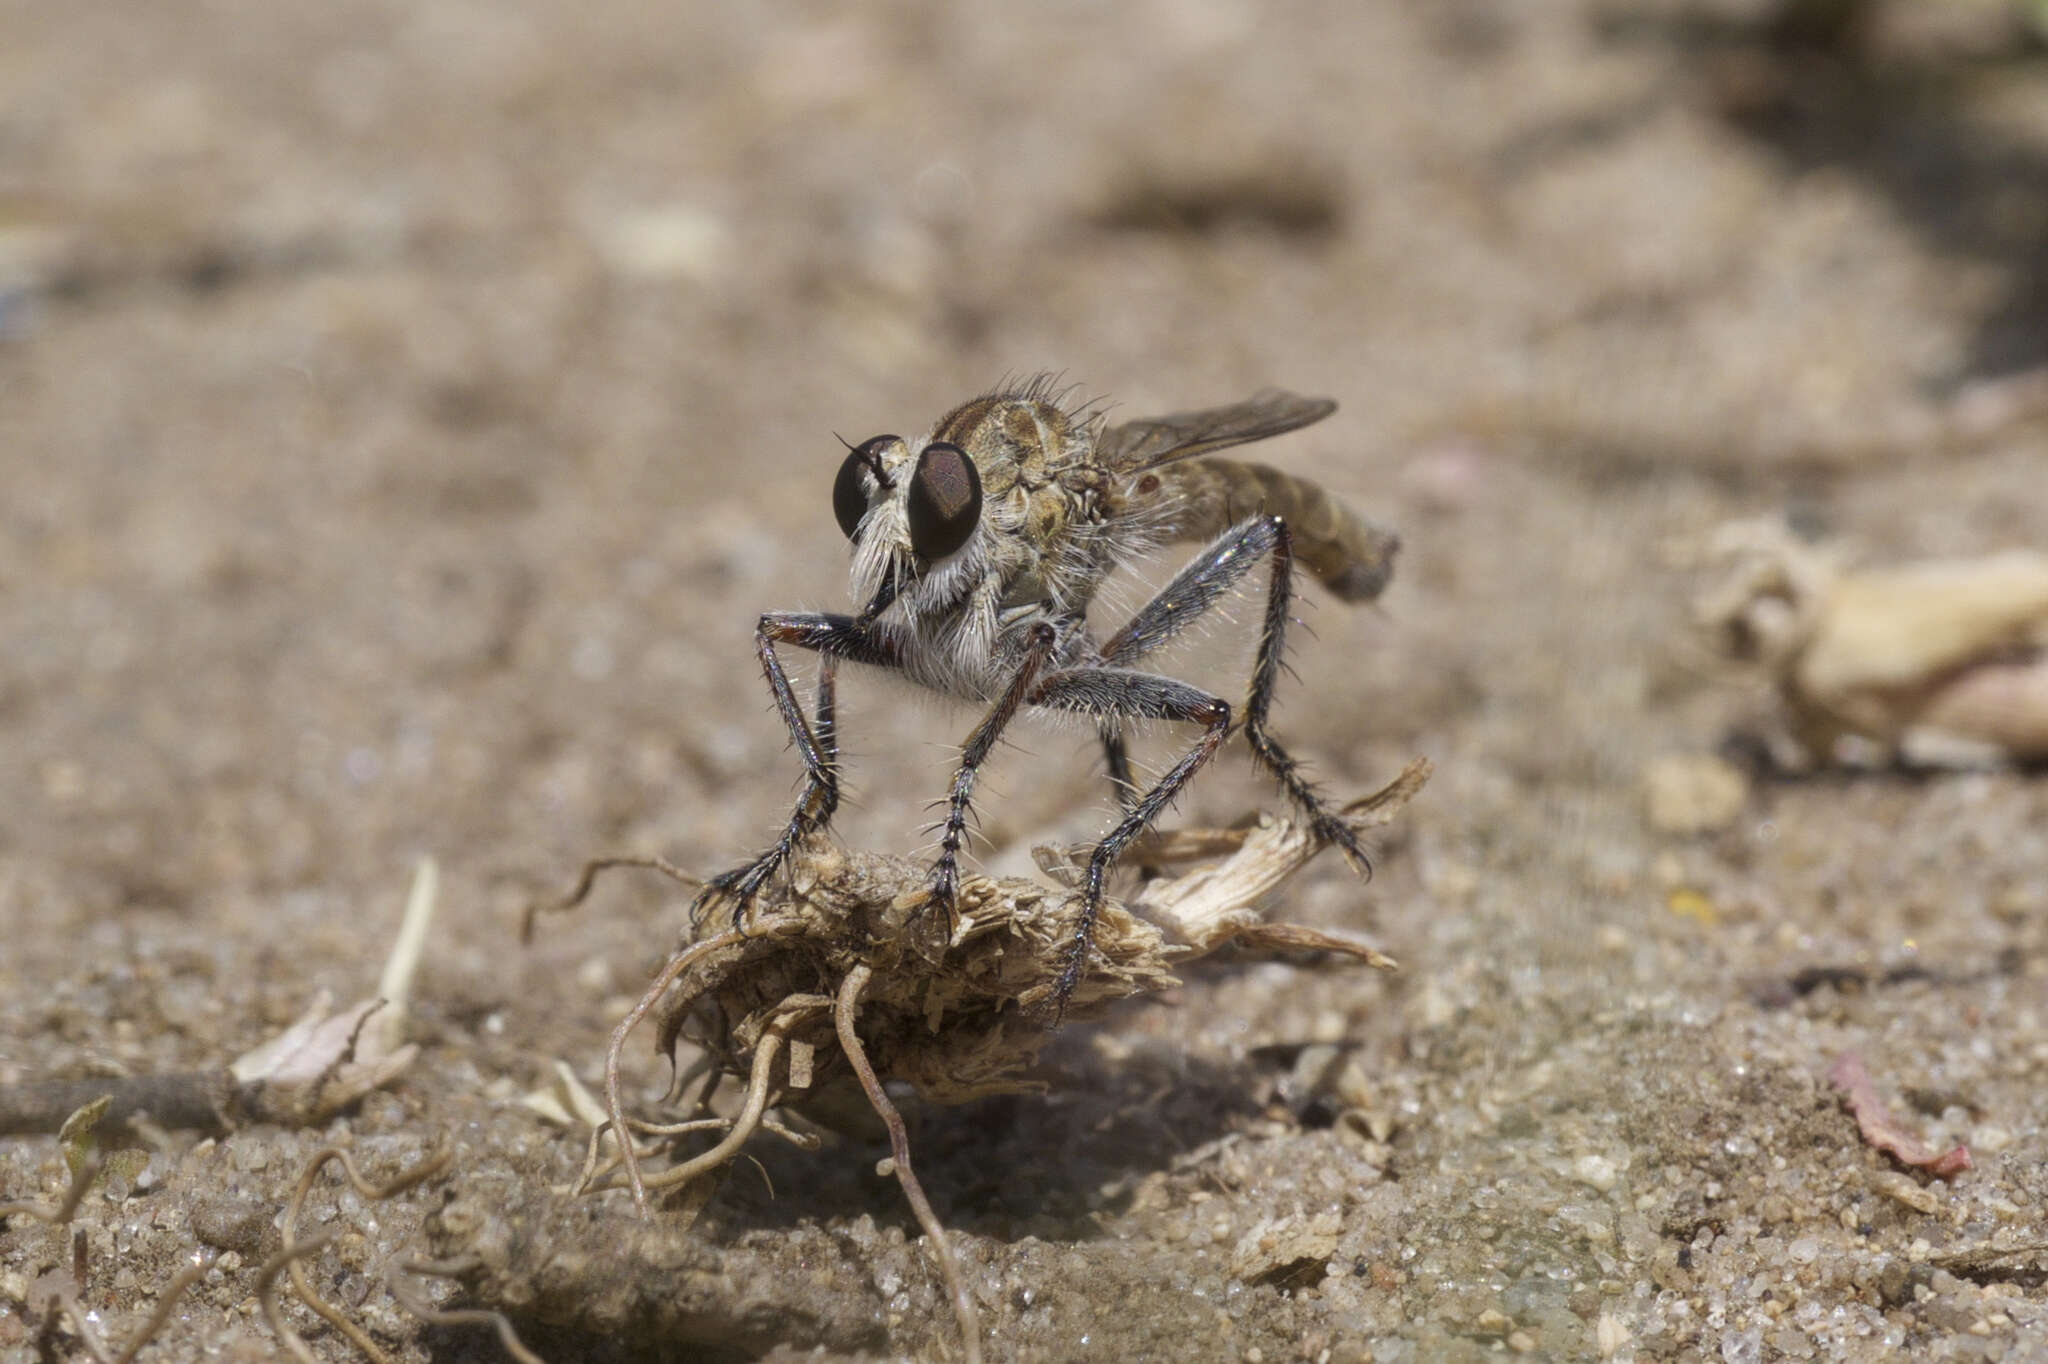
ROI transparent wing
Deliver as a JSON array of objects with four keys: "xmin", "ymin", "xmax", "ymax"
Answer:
[{"xmin": 1096, "ymin": 389, "xmax": 1337, "ymax": 472}]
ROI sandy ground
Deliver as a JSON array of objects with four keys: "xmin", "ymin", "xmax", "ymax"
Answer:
[{"xmin": 5, "ymin": 1, "xmax": 2048, "ymax": 1360}]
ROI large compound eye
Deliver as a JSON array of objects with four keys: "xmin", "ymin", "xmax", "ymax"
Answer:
[
  {"xmin": 832, "ymin": 436, "xmax": 895, "ymax": 539},
  {"xmin": 906, "ymin": 441, "xmax": 982, "ymax": 561}
]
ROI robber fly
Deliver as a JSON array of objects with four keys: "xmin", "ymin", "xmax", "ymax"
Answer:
[{"xmin": 697, "ymin": 376, "xmax": 1399, "ymax": 1015}]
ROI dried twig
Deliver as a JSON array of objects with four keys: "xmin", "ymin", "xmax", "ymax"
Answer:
[
  {"xmin": 1928, "ymin": 1240, "xmax": 2048, "ymax": 1273},
  {"xmin": 836, "ymin": 963, "xmax": 983, "ymax": 1364},
  {"xmin": 523, "ymin": 854, "xmax": 702, "ymax": 944},
  {"xmin": 0, "ymin": 1074, "xmax": 237, "ymax": 1137},
  {"xmin": 258, "ymin": 1232, "xmax": 342, "ymax": 1364}
]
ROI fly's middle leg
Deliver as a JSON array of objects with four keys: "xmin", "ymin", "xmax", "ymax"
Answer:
[{"xmin": 925, "ymin": 623, "xmax": 1059, "ymax": 928}]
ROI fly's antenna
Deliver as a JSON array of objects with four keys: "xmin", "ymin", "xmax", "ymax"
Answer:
[{"xmin": 835, "ymin": 433, "xmax": 893, "ymax": 487}]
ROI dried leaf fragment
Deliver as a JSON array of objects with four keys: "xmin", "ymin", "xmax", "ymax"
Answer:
[
  {"xmin": 1827, "ymin": 1051, "xmax": 1972, "ymax": 1179},
  {"xmin": 1697, "ymin": 519, "xmax": 2048, "ymax": 765},
  {"xmin": 229, "ymin": 858, "xmax": 435, "ymax": 1121},
  {"xmin": 229, "ymin": 993, "xmax": 418, "ymax": 1123},
  {"xmin": 518, "ymin": 1060, "xmax": 610, "ymax": 1129}
]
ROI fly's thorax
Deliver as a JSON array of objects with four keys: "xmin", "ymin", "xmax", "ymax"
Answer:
[
  {"xmin": 931, "ymin": 389, "xmax": 1098, "ymax": 491},
  {"xmin": 927, "ymin": 387, "xmax": 1114, "ymax": 611}
]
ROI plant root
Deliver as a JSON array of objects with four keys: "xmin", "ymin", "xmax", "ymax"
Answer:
[
  {"xmin": 59, "ymin": 1255, "xmax": 211, "ymax": 1364},
  {"xmin": 523, "ymin": 854, "xmax": 702, "ymax": 944},
  {"xmin": 836, "ymin": 962, "xmax": 984, "ymax": 1364},
  {"xmin": 388, "ymin": 1256, "xmax": 548, "ymax": 1364},
  {"xmin": 274, "ymin": 1140, "xmax": 454, "ymax": 1364},
  {"xmin": 600, "ymin": 928, "xmax": 745, "ymax": 1213},
  {"xmin": 259, "ymin": 1232, "xmax": 342, "ymax": 1364}
]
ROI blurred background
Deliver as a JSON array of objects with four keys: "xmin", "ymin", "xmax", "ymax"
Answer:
[
  {"xmin": 6, "ymin": 0, "xmax": 2044, "ymax": 914},
  {"xmin": 4, "ymin": 0, "xmax": 2048, "ymax": 1358}
]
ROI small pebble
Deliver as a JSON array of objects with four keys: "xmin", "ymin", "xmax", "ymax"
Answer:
[
  {"xmin": 1644, "ymin": 753, "xmax": 1748, "ymax": 834},
  {"xmin": 1572, "ymin": 1154, "xmax": 1620, "ymax": 1192},
  {"xmin": 190, "ymin": 1192, "xmax": 273, "ymax": 1256},
  {"xmin": 1873, "ymin": 1171, "xmax": 1939, "ymax": 1215},
  {"xmin": 1971, "ymin": 1124, "xmax": 2013, "ymax": 1153}
]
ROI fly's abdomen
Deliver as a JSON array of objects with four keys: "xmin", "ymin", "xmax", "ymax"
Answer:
[{"xmin": 1148, "ymin": 458, "xmax": 1399, "ymax": 602}]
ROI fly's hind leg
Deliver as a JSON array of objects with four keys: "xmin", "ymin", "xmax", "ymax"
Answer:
[
  {"xmin": 1028, "ymin": 669, "xmax": 1233, "ymax": 1019},
  {"xmin": 1103, "ymin": 514, "xmax": 1370, "ymax": 875},
  {"xmin": 692, "ymin": 611, "xmax": 904, "ymax": 926},
  {"xmin": 1241, "ymin": 518, "xmax": 1372, "ymax": 874}
]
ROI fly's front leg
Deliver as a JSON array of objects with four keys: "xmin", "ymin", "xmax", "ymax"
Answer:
[
  {"xmin": 926, "ymin": 622, "xmax": 1059, "ymax": 928},
  {"xmin": 1029, "ymin": 669, "xmax": 1233, "ymax": 1019},
  {"xmin": 693, "ymin": 612, "xmax": 904, "ymax": 925}
]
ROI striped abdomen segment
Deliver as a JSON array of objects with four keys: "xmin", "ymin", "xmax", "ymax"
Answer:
[{"xmin": 1146, "ymin": 458, "xmax": 1399, "ymax": 602}]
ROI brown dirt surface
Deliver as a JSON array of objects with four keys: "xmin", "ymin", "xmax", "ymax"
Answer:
[{"xmin": 5, "ymin": 1, "xmax": 2048, "ymax": 1361}]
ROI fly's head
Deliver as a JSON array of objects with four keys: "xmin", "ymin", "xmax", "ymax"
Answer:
[
  {"xmin": 831, "ymin": 384, "xmax": 1112, "ymax": 627},
  {"xmin": 833, "ymin": 431, "xmax": 991, "ymax": 624}
]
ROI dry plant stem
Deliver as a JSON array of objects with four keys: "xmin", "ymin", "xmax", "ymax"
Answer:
[
  {"xmin": 279, "ymin": 1142, "xmax": 454, "ymax": 1364},
  {"xmin": 571, "ymin": 1121, "xmax": 633, "ymax": 1196},
  {"xmin": 618, "ymin": 1027, "xmax": 786, "ymax": 1196},
  {"xmin": 1929, "ymin": 1241, "xmax": 2048, "ymax": 1274},
  {"xmin": 0, "ymin": 1152, "xmax": 101, "ymax": 1224},
  {"xmin": 258, "ymin": 1233, "xmax": 343, "ymax": 1364},
  {"xmin": 834, "ymin": 964, "xmax": 984, "ymax": 1364},
  {"xmin": 61, "ymin": 1256, "xmax": 211, "ymax": 1364},
  {"xmin": 760, "ymin": 1112, "xmax": 822, "ymax": 1149},
  {"xmin": 388, "ymin": 1259, "xmax": 547, "ymax": 1364},
  {"xmin": 523, "ymin": 855, "xmax": 702, "ymax": 943},
  {"xmin": 628, "ymin": 1115, "xmax": 738, "ymax": 1137},
  {"xmin": 0, "ymin": 1074, "xmax": 235, "ymax": 1136},
  {"xmin": 603, "ymin": 930, "xmax": 745, "ymax": 1214},
  {"xmin": 570, "ymin": 1116, "xmax": 729, "ymax": 1197}
]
